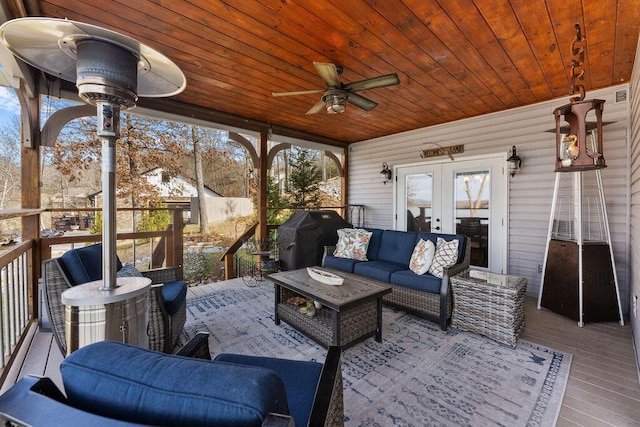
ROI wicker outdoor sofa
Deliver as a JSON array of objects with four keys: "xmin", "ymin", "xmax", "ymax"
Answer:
[
  {"xmin": 322, "ymin": 228, "xmax": 470, "ymax": 330},
  {"xmin": 42, "ymin": 243, "xmax": 187, "ymax": 355}
]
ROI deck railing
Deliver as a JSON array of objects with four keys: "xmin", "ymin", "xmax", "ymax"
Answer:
[{"xmin": 0, "ymin": 241, "xmax": 33, "ymax": 370}]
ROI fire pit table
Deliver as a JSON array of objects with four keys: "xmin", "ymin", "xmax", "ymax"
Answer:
[{"xmin": 270, "ymin": 267, "xmax": 391, "ymax": 348}]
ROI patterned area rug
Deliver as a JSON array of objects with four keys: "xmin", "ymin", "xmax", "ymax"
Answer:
[{"xmin": 180, "ymin": 280, "xmax": 571, "ymax": 427}]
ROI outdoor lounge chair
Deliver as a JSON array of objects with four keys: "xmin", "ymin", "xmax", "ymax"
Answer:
[
  {"xmin": 0, "ymin": 340, "xmax": 344, "ymax": 427},
  {"xmin": 41, "ymin": 243, "xmax": 187, "ymax": 355}
]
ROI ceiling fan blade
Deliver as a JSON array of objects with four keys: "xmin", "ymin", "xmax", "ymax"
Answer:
[
  {"xmin": 305, "ymin": 98, "xmax": 327, "ymax": 115},
  {"xmin": 344, "ymin": 73, "xmax": 400, "ymax": 92},
  {"xmin": 348, "ymin": 93, "xmax": 378, "ymax": 111},
  {"xmin": 313, "ymin": 62, "xmax": 341, "ymax": 88},
  {"xmin": 272, "ymin": 89, "xmax": 325, "ymax": 97}
]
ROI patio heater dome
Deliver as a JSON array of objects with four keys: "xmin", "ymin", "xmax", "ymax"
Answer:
[{"xmin": 0, "ymin": 17, "xmax": 186, "ymax": 107}]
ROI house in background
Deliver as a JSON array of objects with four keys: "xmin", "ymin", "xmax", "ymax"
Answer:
[{"xmin": 89, "ymin": 167, "xmax": 254, "ymax": 227}]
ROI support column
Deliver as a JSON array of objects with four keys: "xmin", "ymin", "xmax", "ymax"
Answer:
[
  {"xmin": 19, "ymin": 78, "xmax": 41, "ymax": 315},
  {"xmin": 256, "ymin": 130, "xmax": 269, "ymax": 243}
]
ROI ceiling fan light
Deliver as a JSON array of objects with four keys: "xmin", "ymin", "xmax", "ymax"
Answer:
[{"xmin": 325, "ymin": 93, "xmax": 347, "ymax": 114}]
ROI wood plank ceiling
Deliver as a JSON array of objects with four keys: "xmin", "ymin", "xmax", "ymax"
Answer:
[{"xmin": 5, "ymin": 0, "xmax": 640, "ymax": 146}]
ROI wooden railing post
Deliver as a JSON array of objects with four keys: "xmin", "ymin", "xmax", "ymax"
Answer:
[{"xmin": 169, "ymin": 209, "xmax": 183, "ymax": 279}]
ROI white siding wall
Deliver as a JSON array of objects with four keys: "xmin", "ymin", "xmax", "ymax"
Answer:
[
  {"xmin": 350, "ymin": 85, "xmax": 631, "ymax": 306},
  {"xmin": 629, "ymin": 39, "xmax": 640, "ymax": 370}
]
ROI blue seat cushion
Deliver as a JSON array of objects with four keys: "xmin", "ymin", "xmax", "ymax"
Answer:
[
  {"xmin": 375, "ymin": 230, "xmax": 418, "ymax": 266},
  {"xmin": 389, "ymin": 269, "xmax": 442, "ymax": 293},
  {"xmin": 214, "ymin": 353, "xmax": 323, "ymax": 427},
  {"xmin": 59, "ymin": 244, "xmax": 123, "ymax": 286},
  {"xmin": 162, "ymin": 280, "xmax": 187, "ymax": 316},
  {"xmin": 323, "ymin": 255, "xmax": 360, "ymax": 272},
  {"xmin": 354, "ymin": 260, "xmax": 406, "ymax": 282},
  {"xmin": 61, "ymin": 341, "xmax": 289, "ymax": 427}
]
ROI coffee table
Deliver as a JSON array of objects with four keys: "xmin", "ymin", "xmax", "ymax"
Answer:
[{"xmin": 270, "ymin": 268, "xmax": 392, "ymax": 348}]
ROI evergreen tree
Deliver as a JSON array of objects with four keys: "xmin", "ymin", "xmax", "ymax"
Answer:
[{"xmin": 286, "ymin": 148, "xmax": 322, "ymax": 208}]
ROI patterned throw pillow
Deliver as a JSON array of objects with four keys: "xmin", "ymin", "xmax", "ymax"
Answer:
[
  {"xmin": 428, "ymin": 237, "xmax": 459, "ymax": 278},
  {"xmin": 409, "ymin": 238, "xmax": 436, "ymax": 275},
  {"xmin": 333, "ymin": 228, "xmax": 373, "ymax": 261}
]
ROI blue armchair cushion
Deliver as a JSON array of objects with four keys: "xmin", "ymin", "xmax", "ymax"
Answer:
[
  {"xmin": 375, "ymin": 230, "xmax": 418, "ymax": 266},
  {"xmin": 61, "ymin": 341, "xmax": 289, "ymax": 427},
  {"xmin": 162, "ymin": 280, "xmax": 188, "ymax": 316},
  {"xmin": 59, "ymin": 244, "xmax": 123, "ymax": 286},
  {"xmin": 214, "ymin": 353, "xmax": 323, "ymax": 427}
]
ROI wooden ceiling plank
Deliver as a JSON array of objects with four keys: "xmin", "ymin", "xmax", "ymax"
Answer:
[
  {"xmin": 363, "ymin": 0, "xmax": 504, "ymax": 114},
  {"xmin": 612, "ymin": 0, "xmax": 640, "ymax": 84},
  {"xmin": 582, "ymin": 1, "xmax": 617, "ymax": 91},
  {"xmin": 472, "ymin": 0, "xmax": 551, "ymax": 102},
  {"xmin": 399, "ymin": 0, "xmax": 519, "ymax": 110},
  {"xmin": 435, "ymin": 0, "xmax": 538, "ymax": 105},
  {"xmin": 509, "ymin": 0, "xmax": 571, "ymax": 98}
]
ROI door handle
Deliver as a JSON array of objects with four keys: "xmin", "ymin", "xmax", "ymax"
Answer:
[{"xmin": 434, "ymin": 226, "xmax": 440, "ymax": 231}]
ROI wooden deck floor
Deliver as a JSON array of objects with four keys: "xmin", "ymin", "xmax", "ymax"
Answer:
[{"xmin": 6, "ymin": 285, "xmax": 640, "ymax": 426}]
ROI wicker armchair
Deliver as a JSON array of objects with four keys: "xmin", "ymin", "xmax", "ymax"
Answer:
[{"xmin": 42, "ymin": 246, "xmax": 187, "ymax": 355}]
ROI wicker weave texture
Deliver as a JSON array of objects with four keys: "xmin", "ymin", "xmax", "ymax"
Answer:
[
  {"xmin": 451, "ymin": 273, "xmax": 527, "ymax": 347},
  {"xmin": 383, "ymin": 284, "xmax": 453, "ymax": 324},
  {"xmin": 326, "ymin": 359, "xmax": 345, "ymax": 426},
  {"xmin": 277, "ymin": 287, "xmax": 378, "ymax": 348}
]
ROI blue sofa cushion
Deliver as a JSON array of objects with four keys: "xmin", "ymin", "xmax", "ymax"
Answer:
[
  {"xmin": 416, "ymin": 232, "xmax": 466, "ymax": 264},
  {"xmin": 59, "ymin": 244, "xmax": 123, "ymax": 286},
  {"xmin": 363, "ymin": 228, "xmax": 384, "ymax": 261},
  {"xmin": 162, "ymin": 280, "xmax": 187, "ymax": 316},
  {"xmin": 354, "ymin": 260, "xmax": 406, "ymax": 282},
  {"xmin": 389, "ymin": 269, "xmax": 442, "ymax": 293},
  {"xmin": 323, "ymin": 255, "xmax": 360, "ymax": 272},
  {"xmin": 375, "ymin": 230, "xmax": 418, "ymax": 266},
  {"xmin": 61, "ymin": 341, "xmax": 289, "ymax": 427},
  {"xmin": 215, "ymin": 353, "xmax": 323, "ymax": 427}
]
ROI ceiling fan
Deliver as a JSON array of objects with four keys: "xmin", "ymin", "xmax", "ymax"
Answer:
[{"xmin": 272, "ymin": 62, "xmax": 400, "ymax": 115}]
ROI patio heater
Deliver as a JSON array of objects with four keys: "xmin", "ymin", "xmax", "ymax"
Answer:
[
  {"xmin": 537, "ymin": 24, "xmax": 623, "ymax": 327},
  {"xmin": 0, "ymin": 17, "xmax": 186, "ymax": 290}
]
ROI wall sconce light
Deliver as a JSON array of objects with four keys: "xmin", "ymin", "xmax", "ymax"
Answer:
[
  {"xmin": 506, "ymin": 145, "xmax": 522, "ymax": 177},
  {"xmin": 380, "ymin": 162, "xmax": 392, "ymax": 184}
]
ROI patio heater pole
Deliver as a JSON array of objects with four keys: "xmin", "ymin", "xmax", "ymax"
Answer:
[{"xmin": 97, "ymin": 103, "xmax": 120, "ymax": 290}]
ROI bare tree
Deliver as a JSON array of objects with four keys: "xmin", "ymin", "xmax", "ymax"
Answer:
[{"xmin": 192, "ymin": 126, "xmax": 209, "ymax": 233}]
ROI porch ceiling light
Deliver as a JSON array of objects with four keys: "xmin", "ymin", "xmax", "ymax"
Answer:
[{"xmin": 506, "ymin": 145, "xmax": 522, "ymax": 177}]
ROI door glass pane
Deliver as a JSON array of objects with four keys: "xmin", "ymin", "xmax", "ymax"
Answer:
[
  {"xmin": 406, "ymin": 173, "xmax": 432, "ymax": 232},
  {"xmin": 455, "ymin": 170, "xmax": 490, "ymax": 268}
]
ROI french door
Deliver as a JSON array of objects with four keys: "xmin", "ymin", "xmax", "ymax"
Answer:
[{"xmin": 395, "ymin": 157, "xmax": 505, "ymax": 273}]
